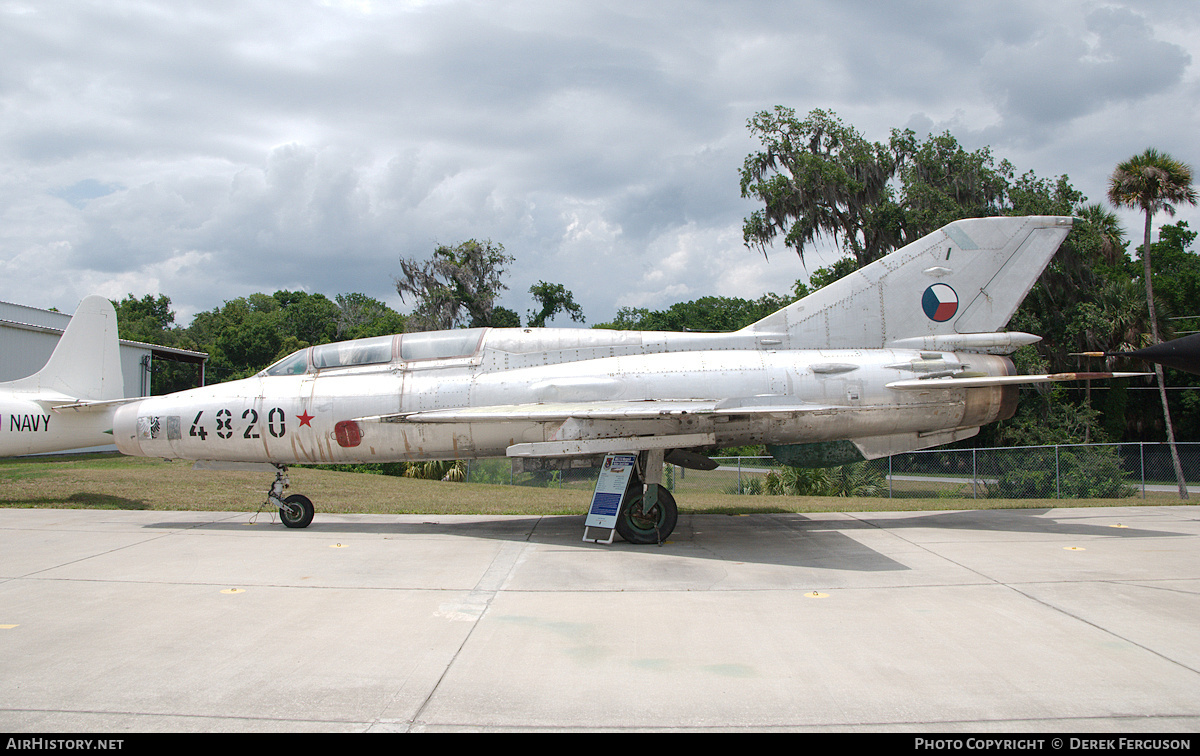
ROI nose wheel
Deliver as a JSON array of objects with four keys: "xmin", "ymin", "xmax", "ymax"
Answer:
[
  {"xmin": 279, "ymin": 494, "xmax": 314, "ymax": 528},
  {"xmin": 265, "ymin": 465, "xmax": 315, "ymax": 529}
]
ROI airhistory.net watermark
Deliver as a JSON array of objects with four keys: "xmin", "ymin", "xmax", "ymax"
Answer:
[{"xmin": 5, "ymin": 740, "xmax": 124, "ymax": 751}]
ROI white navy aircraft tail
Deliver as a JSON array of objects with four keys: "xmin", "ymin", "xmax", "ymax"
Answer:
[
  {"xmin": 743, "ymin": 216, "xmax": 1075, "ymax": 352},
  {"xmin": 0, "ymin": 295, "xmax": 125, "ymax": 456},
  {"xmin": 3, "ymin": 295, "xmax": 124, "ymax": 401}
]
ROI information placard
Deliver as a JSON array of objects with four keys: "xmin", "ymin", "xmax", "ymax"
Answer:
[{"xmin": 585, "ymin": 453, "xmax": 636, "ymax": 533}]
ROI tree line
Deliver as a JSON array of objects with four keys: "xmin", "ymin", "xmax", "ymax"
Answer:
[{"xmin": 111, "ymin": 106, "xmax": 1199, "ymax": 449}]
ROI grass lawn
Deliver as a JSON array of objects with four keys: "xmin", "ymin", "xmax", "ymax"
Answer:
[{"xmin": 0, "ymin": 452, "xmax": 1184, "ymax": 517}]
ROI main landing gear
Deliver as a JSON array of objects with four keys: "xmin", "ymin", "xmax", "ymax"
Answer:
[
  {"xmin": 614, "ymin": 450, "xmax": 679, "ymax": 545},
  {"xmin": 267, "ymin": 465, "xmax": 314, "ymax": 528}
]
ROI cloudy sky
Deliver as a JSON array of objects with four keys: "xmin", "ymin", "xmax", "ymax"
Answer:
[{"xmin": 3, "ymin": 0, "xmax": 1198, "ymax": 327}]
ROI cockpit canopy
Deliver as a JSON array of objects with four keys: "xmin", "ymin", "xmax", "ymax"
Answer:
[
  {"xmin": 260, "ymin": 329, "xmax": 486, "ymax": 376},
  {"xmin": 312, "ymin": 335, "xmax": 394, "ymax": 370}
]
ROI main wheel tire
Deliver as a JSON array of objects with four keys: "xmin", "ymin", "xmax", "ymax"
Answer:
[
  {"xmin": 279, "ymin": 493, "xmax": 314, "ymax": 529},
  {"xmin": 615, "ymin": 485, "xmax": 677, "ymax": 544}
]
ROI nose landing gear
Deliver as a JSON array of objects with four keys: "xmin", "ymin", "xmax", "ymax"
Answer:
[{"xmin": 266, "ymin": 465, "xmax": 314, "ymax": 528}]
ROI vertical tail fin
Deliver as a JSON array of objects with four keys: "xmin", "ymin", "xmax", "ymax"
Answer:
[
  {"xmin": 4, "ymin": 296, "xmax": 125, "ymax": 400},
  {"xmin": 743, "ymin": 216, "xmax": 1075, "ymax": 349}
]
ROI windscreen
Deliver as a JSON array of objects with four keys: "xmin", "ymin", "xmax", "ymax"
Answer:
[{"xmin": 262, "ymin": 349, "xmax": 310, "ymax": 376}]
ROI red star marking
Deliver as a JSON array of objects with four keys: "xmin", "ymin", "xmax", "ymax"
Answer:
[{"xmin": 297, "ymin": 410, "xmax": 314, "ymax": 427}]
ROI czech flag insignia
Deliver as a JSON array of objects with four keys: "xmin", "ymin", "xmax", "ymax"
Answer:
[{"xmin": 922, "ymin": 284, "xmax": 959, "ymax": 322}]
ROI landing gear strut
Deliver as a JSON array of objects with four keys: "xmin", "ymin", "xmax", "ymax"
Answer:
[
  {"xmin": 266, "ymin": 465, "xmax": 314, "ymax": 528},
  {"xmin": 614, "ymin": 450, "xmax": 678, "ymax": 545}
]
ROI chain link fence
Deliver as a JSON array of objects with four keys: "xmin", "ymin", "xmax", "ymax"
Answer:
[{"xmin": 461, "ymin": 442, "xmax": 1200, "ymax": 500}]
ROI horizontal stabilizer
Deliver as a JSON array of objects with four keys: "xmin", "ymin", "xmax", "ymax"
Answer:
[
  {"xmin": 51, "ymin": 397, "xmax": 144, "ymax": 413},
  {"xmin": 886, "ymin": 371, "xmax": 1147, "ymax": 391}
]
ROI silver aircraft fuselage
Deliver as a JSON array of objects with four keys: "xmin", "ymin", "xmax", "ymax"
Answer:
[{"xmin": 112, "ymin": 326, "xmax": 1016, "ymax": 464}]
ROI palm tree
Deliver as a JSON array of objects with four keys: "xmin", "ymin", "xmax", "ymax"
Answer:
[{"xmin": 1108, "ymin": 149, "xmax": 1198, "ymax": 499}]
